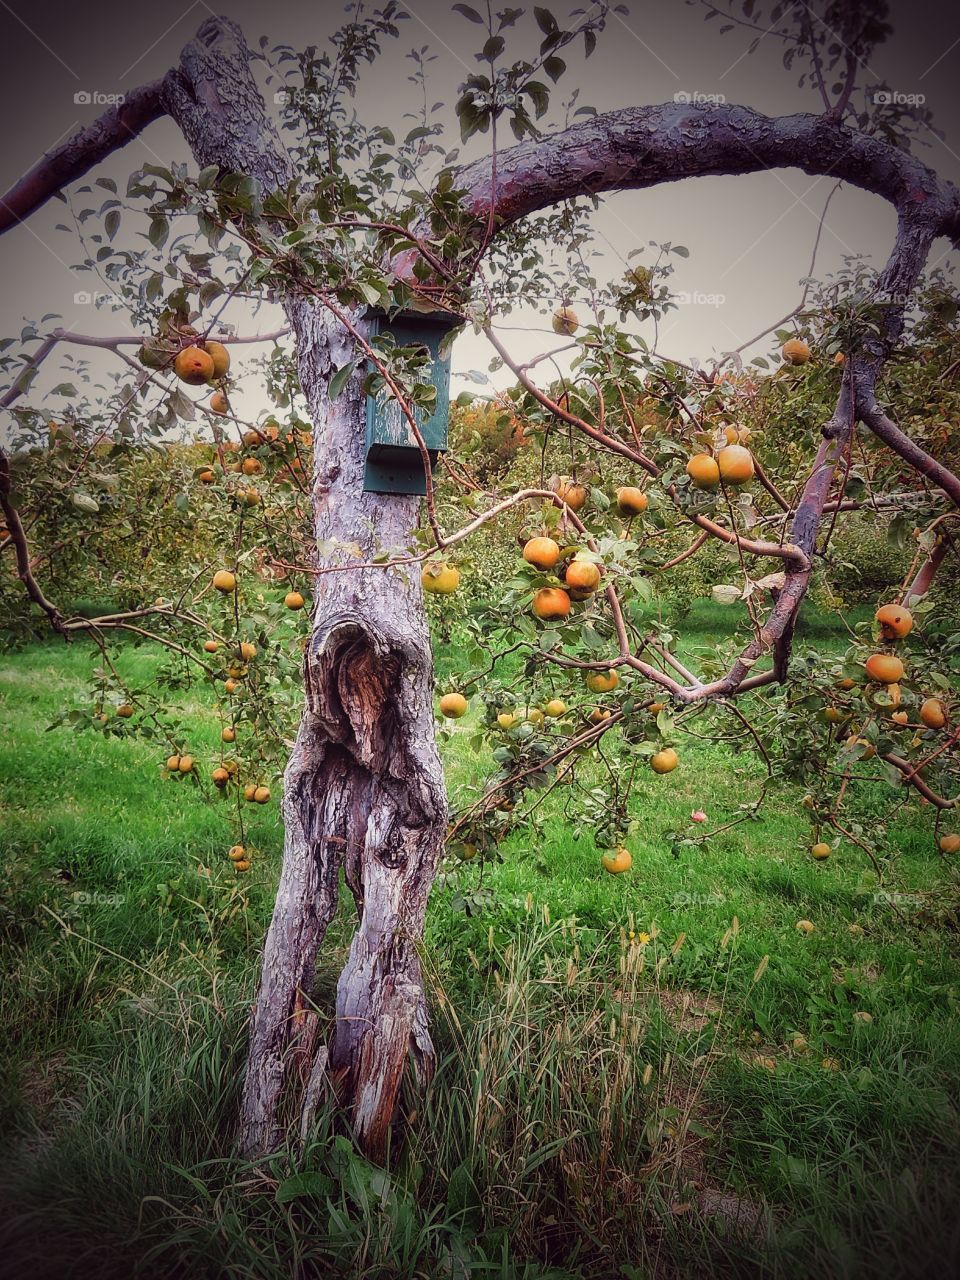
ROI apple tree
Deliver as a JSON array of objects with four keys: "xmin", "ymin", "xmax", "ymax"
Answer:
[{"xmin": 1, "ymin": 3, "xmax": 959, "ymax": 1161}]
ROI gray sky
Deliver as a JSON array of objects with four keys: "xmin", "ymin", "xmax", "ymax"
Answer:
[{"xmin": 0, "ymin": 0, "xmax": 958, "ymax": 431}]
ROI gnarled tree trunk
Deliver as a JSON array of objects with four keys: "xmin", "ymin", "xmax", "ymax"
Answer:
[
  {"xmin": 238, "ymin": 302, "xmax": 446, "ymax": 1159},
  {"xmin": 163, "ymin": 17, "xmax": 446, "ymax": 1160}
]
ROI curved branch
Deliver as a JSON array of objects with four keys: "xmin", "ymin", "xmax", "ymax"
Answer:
[
  {"xmin": 655, "ymin": 530, "xmax": 710, "ymax": 571},
  {"xmin": 0, "ymin": 451, "xmax": 65, "ymax": 633},
  {"xmin": 0, "ymin": 81, "xmax": 166, "ymax": 234},
  {"xmin": 699, "ymin": 367, "xmax": 859, "ymax": 698},
  {"xmin": 859, "ymin": 399, "xmax": 960, "ymax": 508},
  {"xmin": 903, "ymin": 536, "xmax": 949, "ymax": 606},
  {"xmin": 882, "ymin": 753, "xmax": 959, "ymax": 809},
  {"xmin": 457, "ymin": 102, "xmax": 960, "ymax": 243}
]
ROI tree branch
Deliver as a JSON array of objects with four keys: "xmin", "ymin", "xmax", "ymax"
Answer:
[
  {"xmin": 457, "ymin": 103, "xmax": 960, "ymax": 245},
  {"xmin": 859, "ymin": 399, "xmax": 960, "ymax": 508},
  {"xmin": 0, "ymin": 81, "xmax": 166, "ymax": 234},
  {"xmin": 903, "ymin": 537, "xmax": 949, "ymax": 606},
  {"xmin": 0, "ymin": 450, "xmax": 65, "ymax": 632}
]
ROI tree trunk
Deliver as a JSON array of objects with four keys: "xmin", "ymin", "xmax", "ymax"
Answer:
[
  {"xmin": 163, "ymin": 17, "xmax": 447, "ymax": 1161},
  {"xmin": 238, "ymin": 300, "xmax": 446, "ymax": 1160}
]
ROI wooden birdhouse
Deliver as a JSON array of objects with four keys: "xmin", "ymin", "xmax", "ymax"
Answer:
[{"xmin": 362, "ymin": 307, "xmax": 460, "ymax": 495}]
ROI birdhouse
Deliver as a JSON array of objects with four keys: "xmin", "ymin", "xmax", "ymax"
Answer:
[{"xmin": 363, "ymin": 307, "xmax": 460, "ymax": 495}]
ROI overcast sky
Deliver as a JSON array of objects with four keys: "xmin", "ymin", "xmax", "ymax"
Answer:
[{"xmin": 0, "ymin": 0, "xmax": 958, "ymax": 433}]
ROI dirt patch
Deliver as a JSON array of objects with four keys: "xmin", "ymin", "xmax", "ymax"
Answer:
[
  {"xmin": 17, "ymin": 1050, "xmax": 66, "ymax": 1116},
  {"xmin": 658, "ymin": 988, "xmax": 722, "ymax": 1033},
  {"xmin": 650, "ymin": 998, "xmax": 771, "ymax": 1241},
  {"xmin": 11, "ymin": 1051, "xmax": 77, "ymax": 1164}
]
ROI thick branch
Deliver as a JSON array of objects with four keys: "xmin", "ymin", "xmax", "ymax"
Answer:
[
  {"xmin": 860, "ymin": 400, "xmax": 960, "ymax": 508},
  {"xmin": 0, "ymin": 81, "xmax": 166, "ymax": 234},
  {"xmin": 903, "ymin": 537, "xmax": 948, "ymax": 606},
  {"xmin": 882, "ymin": 753, "xmax": 958, "ymax": 809},
  {"xmin": 162, "ymin": 19, "xmax": 292, "ymax": 189},
  {"xmin": 457, "ymin": 103, "xmax": 960, "ymax": 243}
]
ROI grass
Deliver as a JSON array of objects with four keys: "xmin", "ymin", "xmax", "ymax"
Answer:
[{"xmin": 2, "ymin": 603, "xmax": 960, "ymax": 1278}]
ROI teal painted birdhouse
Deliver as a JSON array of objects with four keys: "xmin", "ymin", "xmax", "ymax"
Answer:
[{"xmin": 363, "ymin": 307, "xmax": 460, "ymax": 495}]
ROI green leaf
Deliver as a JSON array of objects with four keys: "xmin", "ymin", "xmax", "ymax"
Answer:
[
  {"xmin": 199, "ymin": 280, "xmax": 224, "ymax": 308},
  {"xmin": 543, "ymin": 56, "xmax": 566, "ymax": 82},
  {"xmin": 481, "ymin": 35, "xmax": 505, "ymax": 59},
  {"xmin": 148, "ymin": 217, "xmax": 168, "ymax": 249},
  {"xmin": 534, "ymin": 6, "xmax": 558, "ymax": 34},
  {"xmin": 141, "ymin": 164, "xmax": 173, "ymax": 184},
  {"xmin": 329, "ymin": 360, "xmax": 358, "ymax": 400},
  {"xmin": 167, "ymin": 388, "xmax": 196, "ymax": 422},
  {"xmin": 446, "ymin": 1161, "xmax": 482, "ymax": 1228},
  {"xmin": 276, "ymin": 1171, "xmax": 334, "ymax": 1204},
  {"xmin": 358, "ymin": 281, "xmax": 384, "ymax": 306},
  {"xmin": 523, "ymin": 80, "xmax": 550, "ymax": 118},
  {"xmin": 452, "ymin": 2, "xmax": 484, "ymax": 21},
  {"xmin": 459, "ymin": 103, "xmax": 488, "ymax": 143}
]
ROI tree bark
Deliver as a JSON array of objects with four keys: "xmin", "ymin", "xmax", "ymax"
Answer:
[
  {"xmin": 455, "ymin": 102, "xmax": 960, "ymax": 243},
  {"xmin": 904, "ymin": 537, "xmax": 949, "ymax": 606},
  {"xmin": 238, "ymin": 301, "xmax": 446, "ymax": 1160},
  {"xmin": 0, "ymin": 81, "xmax": 167, "ymax": 233},
  {"xmin": 162, "ymin": 17, "xmax": 446, "ymax": 1160}
]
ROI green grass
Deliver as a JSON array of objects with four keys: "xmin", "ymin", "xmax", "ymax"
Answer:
[{"xmin": 2, "ymin": 607, "xmax": 960, "ymax": 1278}]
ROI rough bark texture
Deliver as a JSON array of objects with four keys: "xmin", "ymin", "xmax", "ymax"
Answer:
[
  {"xmin": 455, "ymin": 102, "xmax": 960, "ymax": 243},
  {"xmin": 162, "ymin": 18, "xmax": 446, "ymax": 1160},
  {"xmin": 239, "ymin": 300, "xmax": 446, "ymax": 1160},
  {"xmin": 160, "ymin": 19, "xmax": 292, "ymax": 190}
]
